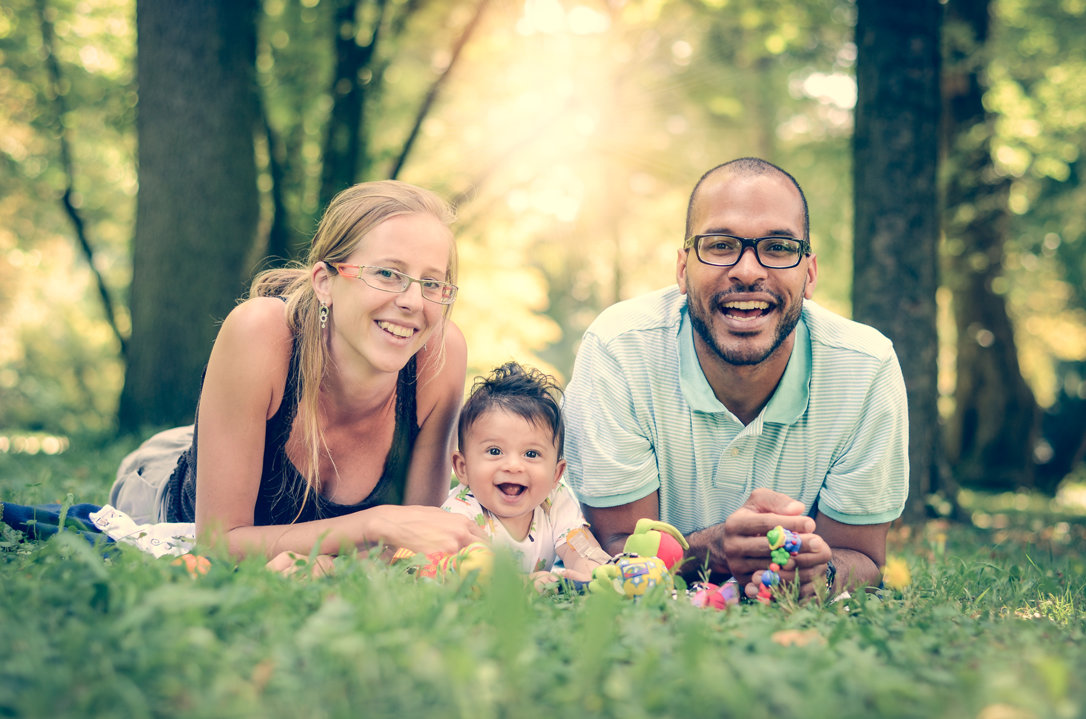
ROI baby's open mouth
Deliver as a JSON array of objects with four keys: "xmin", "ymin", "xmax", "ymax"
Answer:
[{"xmin": 498, "ymin": 483, "xmax": 526, "ymax": 497}]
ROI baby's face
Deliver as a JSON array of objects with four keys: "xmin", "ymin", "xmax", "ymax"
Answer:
[{"xmin": 452, "ymin": 408, "xmax": 565, "ymax": 540}]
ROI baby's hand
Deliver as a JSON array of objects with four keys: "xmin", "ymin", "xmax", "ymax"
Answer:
[
  {"xmin": 552, "ymin": 566, "xmax": 595, "ymax": 583},
  {"xmin": 530, "ymin": 570, "xmax": 561, "ymax": 593}
]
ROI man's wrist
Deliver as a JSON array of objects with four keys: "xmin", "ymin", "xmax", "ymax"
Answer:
[
  {"xmin": 825, "ymin": 557, "xmax": 837, "ymax": 592},
  {"xmin": 680, "ymin": 526, "xmax": 728, "ymax": 581}
]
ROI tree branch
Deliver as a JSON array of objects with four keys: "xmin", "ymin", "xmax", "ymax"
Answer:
[
  {"xmin": 258, "ymin": 88, "xmax": 297, "ymax": 264},
  {"xmin": 388, "ymin": 0, "xmax": 492, "ymax": 180},
  {"xmin": 35, "ymin": 0, "xmax": 128, "ymax": 356}
]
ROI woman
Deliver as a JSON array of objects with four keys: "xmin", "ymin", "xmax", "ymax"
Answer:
[{"xmin": 111, "ymin": 180, "xmax": 486, "ymax": 560}]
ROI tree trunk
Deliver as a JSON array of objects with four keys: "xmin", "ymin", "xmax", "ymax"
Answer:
[
  {"xmin": 942, "ymin": 0, "xmax": 1040, "ymax": 491},
  {"xmin": 119, "ymin": 0, "xmax": 260, "ymax": 432},
  {"xmin": 318, "ymin": 0, "xmax": 379, "ymax": 210},
  {"xmin": 853, "ymin": 0, "xmax": 943, "ymax": 522}
]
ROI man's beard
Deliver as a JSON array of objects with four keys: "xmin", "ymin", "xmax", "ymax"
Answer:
[{"xmin": 687, "ymin": 285, "xmax": 803, "ymax": 367}]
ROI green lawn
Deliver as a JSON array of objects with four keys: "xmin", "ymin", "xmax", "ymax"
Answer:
[{"xmin": 2, "ymin": 435, "xmax": 1084, "ymax": 719}]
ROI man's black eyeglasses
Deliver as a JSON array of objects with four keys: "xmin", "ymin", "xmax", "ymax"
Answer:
[{"xmin": 684, "ymin": 234, "xmax": 811, "ymax": 269}]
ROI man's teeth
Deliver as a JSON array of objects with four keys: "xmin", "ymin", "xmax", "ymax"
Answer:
[
  {"xmin": 723, "ymin": 301, "xmax": 770, "ymax": 310},
  {"xmin": 378, "ymin": 321, "xmax": 413, "ymax": 338}
]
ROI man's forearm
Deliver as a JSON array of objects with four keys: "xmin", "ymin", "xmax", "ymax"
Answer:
[
  {"xmin": 813, "ymin": 513, "xmax": 890, "ymax": 595},
  {"xmin": 597, "ymin": 531, "xmax": 631, "ymax": 557},
  {"xmin": 583, "ymin": 493, "xmax": 663, "ymax": 559}
]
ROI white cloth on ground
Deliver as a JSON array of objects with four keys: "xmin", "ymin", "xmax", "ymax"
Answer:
[{"xmin": 89, "ymin": 504, "xmax": 196, "ymax": 558}]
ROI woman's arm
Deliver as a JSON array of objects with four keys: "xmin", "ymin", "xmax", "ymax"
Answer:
[
  {"xmin": 193, "ymin": 302, "xmax": 482, "ymax": 559},
  {"xmin": 225, "ymin": 503, "xmax": 487, "ymax": 559},
  {"xmin": 193, "ymin": 297, "xmax": 291, "ymax": 554},
  {"xmin": 402, "ymin": 320, "xmax": 468, "ymax": 507}
]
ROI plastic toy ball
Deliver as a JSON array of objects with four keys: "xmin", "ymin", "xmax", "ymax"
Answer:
[
  {"xmin": 454, "ymin": 542, "xmax": 494, "ymax": 581},
  {"xmin": 622, "ymin": 518, "xmax": 690, "ymax": 571}
]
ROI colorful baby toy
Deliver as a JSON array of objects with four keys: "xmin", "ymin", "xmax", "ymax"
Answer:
[
  {"xmin": 622, "ymin": 518, "xmax": 690, "ymax": 571},
  {"xmin": 588, "ymin": 554, "xmax": 674, "ymax": 598},
  {"xmin": 393, "ymin": 541, "xmax": 494, "ymax": 582},
  {"xmin": 587, "ymin": 518, "xmax": 690, "ymax": 598},
  {"xmin": 689, "ymin": 579, "xmax": 741, "ymax": 609},
  {"xmin": 756, "ymin": 525, "xmax": 802, "ymax": 604},
  {"xmin": 395, "ymin": 519, "xmax": 786, "ymax": 612},
  {"xmin": 587, "ymin": 519, "xmax": 730, "ymax": 609}
]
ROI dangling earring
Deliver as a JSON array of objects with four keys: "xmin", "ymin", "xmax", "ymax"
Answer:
[{"xmin": 319, "ymin": 303, "xmax": 329, "ymax": 330}]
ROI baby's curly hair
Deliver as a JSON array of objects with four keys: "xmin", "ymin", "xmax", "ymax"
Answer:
[{"xmin": 457, "ymin": 361, "xmax": 565, "ymax": 457}]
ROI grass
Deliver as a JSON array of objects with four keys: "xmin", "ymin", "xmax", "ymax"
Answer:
[{"xmin": 2, "ymin": 435, "xmax": 1085, "ymax": 719}]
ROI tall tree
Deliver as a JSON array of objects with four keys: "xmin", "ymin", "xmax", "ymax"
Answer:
[
  {"xmin": 942, "ymin": 0, "xmax": 1040, "ymax": 491},
  {"xmin": 318, "ymin": 0, "xmax": 383, "ymax": 209},
  {"xmin": 118, "ymin": 0, "xmax": 260, "ymax": 432},
  {"xmin": 317, "ymin": 0, "xmax": 435, "ymax": 208},
  {"xmin": 852, "ymin": 0, "xmax": 942, "ymax": 521}
]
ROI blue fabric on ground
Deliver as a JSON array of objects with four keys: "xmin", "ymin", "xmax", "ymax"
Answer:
[{"xmin": 1, "ymin": 502, "xmax": 112, "ymax": 544}]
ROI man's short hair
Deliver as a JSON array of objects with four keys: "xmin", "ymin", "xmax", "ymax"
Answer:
[{"xmin": 685, "ymin": 157, "xmax": 810, "ymax": 241}]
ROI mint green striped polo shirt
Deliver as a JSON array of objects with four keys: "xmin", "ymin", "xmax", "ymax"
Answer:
[{"xmin": 563, "ymin": 287, "xmax": 908, "ymax": 535}]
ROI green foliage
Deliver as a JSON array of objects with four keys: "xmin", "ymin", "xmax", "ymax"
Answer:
[
  {"xmin": 0, "ymin": 431, "xmax": 136, "ymax": 503},
  {"xmin": 1, "ymin": 449, "xmax": 1085, "ymax": 718},
  {"xmin": 988, "ymin": 0, "xmax": 1086, "ymax": 407},
  {"xmin": 1, "ymin": 513, "xmax": 1084, "ymax": 717},
  {"xmin": 0, "ymin": 0, "xmax": 132, "ymax": 434},
  {"xmin": 0, "ymin": 303, "xmax": 124, "ymax": 435}
]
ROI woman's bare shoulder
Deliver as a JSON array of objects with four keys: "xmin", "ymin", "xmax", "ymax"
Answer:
[
  {"xmin": 205, "ymin": 297, "xmax": 294, "ymax": 401},
  {"xmin": 220, "ymin": 296, "xmax": 294, "ymax": 343}
]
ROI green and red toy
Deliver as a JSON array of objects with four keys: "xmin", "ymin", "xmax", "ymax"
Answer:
[{"xmin": 622, "ymin": 517, "xmax": 690, "ymax": 571}]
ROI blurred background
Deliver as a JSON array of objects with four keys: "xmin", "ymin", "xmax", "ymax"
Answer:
[{"xmin": 1, "ymin": 0, "xmax": 1083, "ymax": 518}]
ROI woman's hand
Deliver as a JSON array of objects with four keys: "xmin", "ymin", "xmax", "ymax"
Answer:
[
  {"xmin": 366, "ymin": 504, "xmax": 487, "ymax": 555},
  {"xmin": 266, "ymin": 551, "xmax": 336, "ymax": 577}
]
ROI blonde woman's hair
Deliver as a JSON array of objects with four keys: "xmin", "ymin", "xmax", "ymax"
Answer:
[{"xmin": 248, "ymin": 180, "xmax": 457, "ymax": 518}]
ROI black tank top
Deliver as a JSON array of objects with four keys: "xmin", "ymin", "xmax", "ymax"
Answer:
[{"xmin": 162, "ymin": 342, "xmax": 420, "ymax": 524}]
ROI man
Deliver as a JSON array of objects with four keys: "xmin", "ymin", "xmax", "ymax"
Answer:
[{"xmin": 563, "ymin": 158, "xmax": 908, "ymax": 599}]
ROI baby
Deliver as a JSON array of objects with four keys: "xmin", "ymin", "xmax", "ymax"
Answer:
[{"xmin": 442, "ymin": 361, "xmax": 611, "ymax": 587}]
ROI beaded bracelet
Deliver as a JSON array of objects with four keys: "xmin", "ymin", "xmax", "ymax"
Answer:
[{"xmin": 756, "ymin": 525, "xmax": 801, "ymax": 604}]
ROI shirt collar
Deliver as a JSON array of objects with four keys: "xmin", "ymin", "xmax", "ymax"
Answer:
[{"xmin": 678, "ymin": 303, "xmax": 811, "ymax": 424}]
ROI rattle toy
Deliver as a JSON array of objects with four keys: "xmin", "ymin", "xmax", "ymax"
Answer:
[
  {"xmin": 622, "ymin": 518, "xmax": 690, "ymax": 571},
  {"xmin": 756, "ymin": 525, "xmax": 801, "ymax": 604},
  {"xmin": 588, "ymin": 554, "xmax": 673, "ymax": 598},
  {"xmin": 587, "ymin": 518, "xmax": 689, "ymax": 598}
]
